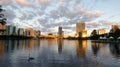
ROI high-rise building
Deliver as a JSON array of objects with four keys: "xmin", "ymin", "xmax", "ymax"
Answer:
[
  {"xmin": 76, "ymin": 22, "xmax": 87, "ymax": 37},
  {"xmin": 6, "ymin": 25, "xmax": 17, "ymax": 35},
  {"xmin": 58, "ymin": 26, "xmax": 64, "ymax": 38},
  {"xmin": 76, "ymin": 22, "xmax": 85, "ymax": 33},
  {"xmin": 18, "ymin": 28, "xmax": 24, "ymax": 36},
  {"xmin": 98, "ymin": 29, "xmax": 106, "ymax": 35},
  {"xmin": 82, "ymin": 30, "xmax": 87, "ymax": 37}
]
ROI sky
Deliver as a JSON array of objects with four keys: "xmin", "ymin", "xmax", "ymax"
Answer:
[{"xmin": 0, "ymin": 0, "xmax": 120, "ymax": 36}]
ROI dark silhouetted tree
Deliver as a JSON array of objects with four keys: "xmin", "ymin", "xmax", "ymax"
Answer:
[
  {"xmin": 90, "ymin": 29, "xmax": 99, "ymax": 39},
  {"xmin": 0, "ymin": 5, "xmax": 6, "ymax": 25},
  {"xmin": 90, "ymin": 29, "xmax": 97, "ymax": 36}
]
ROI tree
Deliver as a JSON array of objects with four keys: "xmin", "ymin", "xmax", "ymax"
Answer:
[
  {"xmin": 0, "ymin": 5, "xmax": 6, "ymax": 25},
  {"xmin": 113, "ymin": 29, "xmax": 120, "ymax": 39},
  {"xmin": 109, "ymin": 27, "xmax": 120, "ymax": 39},
  {"xmin": 90, "ymin": 29, "xmax": 99, "ymax": 39},
  {"xmin": 90, "ymin": 29, "xmax": 97, "ymax": 36}
]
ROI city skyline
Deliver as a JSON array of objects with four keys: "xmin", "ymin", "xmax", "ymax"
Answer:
[{"xmin": 0, "ymin": 0, "xmax": 120, "ymax": 35}]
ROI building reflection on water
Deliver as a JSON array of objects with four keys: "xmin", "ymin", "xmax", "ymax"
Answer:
[
  {"xmin": 47, "ymin": 39, "xmax": 54, "ymax": 46},
  {"xmin": 0, "ymin": 40, "xmax": 120, "ymax": 67},
  {"xmin": 91, "ymin": 41, "xmax": 120, "ymax": 58},
  {"xmin": 75, "ymin": 40, "xmax": 87, "ymax": 58},
  {"xmin": 57, "ymin": 39, "xmax": 63, "ymax": 54},
  {"xmin": 91, "ymin": 42, "xmax": 100, "ymax": 56},
  {"xmin": 3, "ymin": 39, "xmax": 40, "ymax": 53},
  {"xmin": 25, "ymin": 39, "xmax": 36, "ymax": 49},
  {"xmin": 0, "ymin": 40, "xmax": 4, "ymax": 58}
]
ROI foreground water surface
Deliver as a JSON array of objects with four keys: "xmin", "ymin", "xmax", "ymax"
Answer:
[{"xmin": 0, "ymin": 39, "xmax": 120, "ymax": 67}]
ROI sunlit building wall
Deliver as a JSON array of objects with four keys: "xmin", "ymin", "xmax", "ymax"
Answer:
[
  {"xmin": 29, "ymin": 29, "xmax": 36, "ymax": 37},
  {"xmin": 0, "ymin": 23, "xmax": 6, "ymax": 30},
  {"xmin": 76, "ymin": 22, "xmax": 85, "ymax": 33},
  {"xmin": 76, "ymin": 22, "xmax": 87, "ymax": 37},
  {"xmin": 36, "ymin": 30, "xmax": 41, "ymax": 37},
  {"xmin": 0, "ymin": 22, "xmax": 6, "ymax": 35},
  {"xmin": 98, "ymin": 29, "xmax": 106, "ymax": 35},
  {"xmin": 24, "ymin": 28, "xmax": 36, "ymax": 37},
  {"xmin": 82, "ymin": 30, "xmax": 87, "ymax": 37}
]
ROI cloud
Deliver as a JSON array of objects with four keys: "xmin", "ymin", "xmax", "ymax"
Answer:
[
  {"xmin": 0, "ymin": 0, "xmax": 108, "ymax": 35},
  {"xmin": 99, "ymin": 20, "xmax": 114, "ymax": 25},
  {"xmin": 3, "ymin": 8, "xmax": 16, "ymax": 24},
  {"xmin": 16, "ymin": 0, "xmax": 33, "ymax": 6},
  {"xmin": 37, "ymin": 0, "xmax": 51, "ymax": 5},
  {"xmin": 0, "ymin": 0, "xmax": 11, "ymax": 5}
]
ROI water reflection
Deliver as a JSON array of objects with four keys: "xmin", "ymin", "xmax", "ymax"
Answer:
[
  {"xmin": 48, "ymin": 39, "xmax": 55, "ymax": 46},
  {"xmin": 5, "ymin": 40, "xmax": 17, "ymax": 52},
  {"xmin": 0, "ymin": 40, "xmax": 4, "ymax": 58},
  {"xmin": 57, "ymin": 39, "xmax": 63, "ymax": 54},
  {"xmin": 0, "ymin": 40, "xmax": 120, "ymax": 67},
  {"xmin": 109, "ymin": 43, "xmax": 120, "ymax": 58},
  {"xmin": 91, "ymin": 42, "xmax": 100, "ymax": 56},
  {"xmin": 3, "ymin": 39, "xmax": 41, "ymax": 53},
  {"xmin": 75, "ymin": 40, "xmax": 87, "ymax": 58}
]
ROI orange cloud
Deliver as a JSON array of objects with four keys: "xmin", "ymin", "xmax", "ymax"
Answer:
[{"xmin": 16, "ymin": 0, "xmax": 32, "ymax": 6}]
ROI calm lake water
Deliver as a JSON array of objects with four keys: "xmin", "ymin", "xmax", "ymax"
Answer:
[{"xmin": 0, "ymin": 39, "xmax": 120, "ymax": 67}]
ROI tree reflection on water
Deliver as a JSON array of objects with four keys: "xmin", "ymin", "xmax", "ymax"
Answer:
[
  {"xmin": 109, "ymin": 43, "xmax": 120, "ymax": 58},
  {"xmin": 0, "ymin": 40, "xmax": 120, "ymax": 67}
]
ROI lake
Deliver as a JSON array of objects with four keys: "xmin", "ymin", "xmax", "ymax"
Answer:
[{"xmin": 0, "ymin": 39, "xmax": 120, "ymax": 67}]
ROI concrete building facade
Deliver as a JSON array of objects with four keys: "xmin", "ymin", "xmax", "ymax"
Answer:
[
  {"xmin": 24, "ymin": 28, "xmax": 36, "ymax": 37},
  {"xmin": 76, "ymin": 22, "xmax": 85, "ymax": 34},
  {"xmin": 76, "ymin": 22, "xmax": 87, "ymax": 37},
  {"xmin": 6, "ymin": 25, "xmax": 17, "ymax": 35},
  {"xmin": 58, "ymin": 26, "xmax": 64, "ymax": 38},
  {"xmin": 18, "ymin": 28, "xmax": 24, "ymax": 36},
  {"xmin": 36, "ymin": 30, "xmax": 41, "ymax": 37}
]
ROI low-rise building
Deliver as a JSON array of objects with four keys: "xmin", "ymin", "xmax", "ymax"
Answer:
[
  {"xmin": 0, "ymin": 22, "xmax": 6, "ymax": 35},
  {"xmin": 36, "ymin": 30, "xmax": 41, "ymax": 37},
  {"xmin": 48, "ymin": 33, "xmax": 56, "ymax": 38},
  {"xmin": 24, "ymin": 28, "xmax": 36, "ymax": 37}
]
